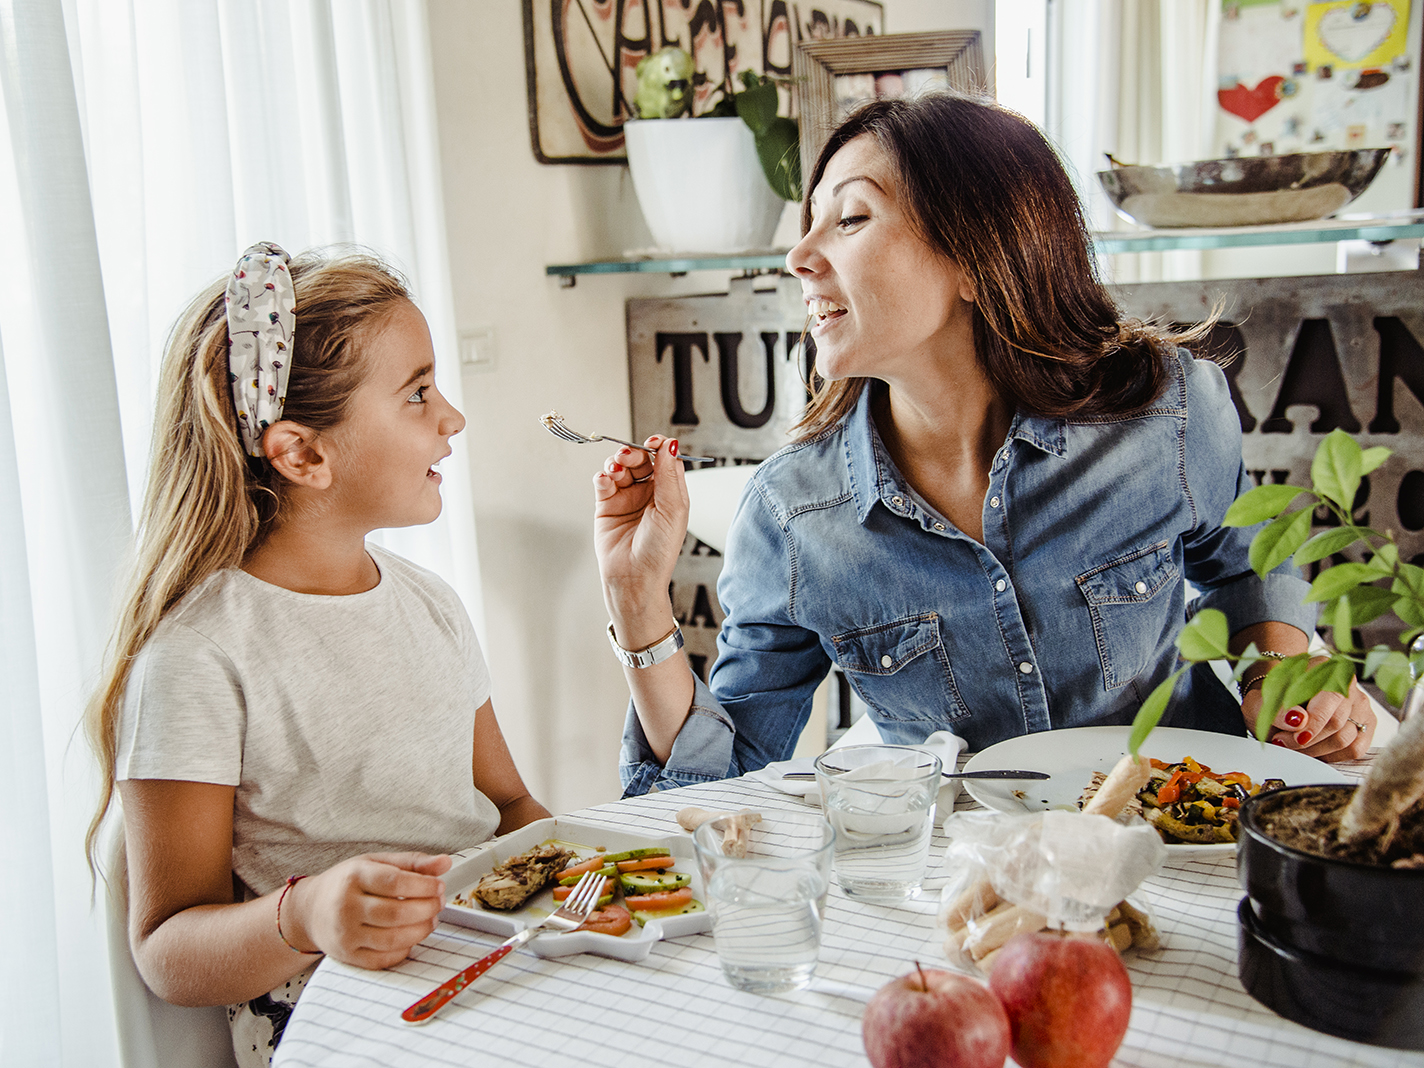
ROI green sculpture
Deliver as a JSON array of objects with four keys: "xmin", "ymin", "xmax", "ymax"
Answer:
[{"xmin": 633, "ymin": 47, "xmax": 694, "ymax": 120}]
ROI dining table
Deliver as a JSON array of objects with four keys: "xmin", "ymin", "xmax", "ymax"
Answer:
[{"xmin": 272, "ymin": 752, "xmax": 1424, "ymax": 1068}]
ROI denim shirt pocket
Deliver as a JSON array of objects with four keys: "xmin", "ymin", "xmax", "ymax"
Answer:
[
  {"xmin": 1076, "ymin": 540, "xmax": 1179, "ymax": 691},
  {"xmin": 830, "ymin": 613, "xmax": 969, "ymax": 725}
]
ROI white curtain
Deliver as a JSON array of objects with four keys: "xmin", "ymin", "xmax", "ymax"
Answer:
[
  {"xmin": 0, "ymin": 2, "xmax": 479, "ymax": 1065},
  {"xmin": 1044, "ymin": 0, "xmax": 1218, "ymax": 282}
]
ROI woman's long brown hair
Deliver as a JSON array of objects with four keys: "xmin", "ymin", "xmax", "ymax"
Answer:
[{"xmin": 793, "ymin": 94, "xmax": 1214, "ymax": 438}]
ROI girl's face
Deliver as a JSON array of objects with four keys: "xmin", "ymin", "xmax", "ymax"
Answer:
[
  {"xmin": 323, "ymin": 300, "xmax": 466, "ymax": 531},
  {"xmin": 785, "ymin": 134, "xmax": 976, "ymax": 385}
]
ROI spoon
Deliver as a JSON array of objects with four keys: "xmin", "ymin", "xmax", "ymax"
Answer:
[{"xmin": 781, "ymin": 769, "xmax": 1050, "ymax": 781}]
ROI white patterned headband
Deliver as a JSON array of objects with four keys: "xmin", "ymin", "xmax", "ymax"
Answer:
[{"xmin": 226, "ymin": 242, "xmax": 296, "ymax": 458}]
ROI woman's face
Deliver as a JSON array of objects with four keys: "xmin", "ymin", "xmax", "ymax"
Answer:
[{"xmin": 785, "ymin": 134, "xmax": 976, "ymax": 384}]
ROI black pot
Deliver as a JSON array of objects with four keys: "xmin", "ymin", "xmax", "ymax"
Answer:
[
  {"xmin": 1237, "ymin": 784, "xmax": 1424, "ymax": 973},
  {"xmin": 1236, "ymin": 784, "xmax": 1424, "ymax": 1050},
  {"xmin": 1238, "ymin": 899, "xmax": 1424, "ymax": 1050}
]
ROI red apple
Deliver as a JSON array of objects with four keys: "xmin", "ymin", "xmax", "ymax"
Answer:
[
  {"xmin": 988, "ymin": 931, "xmax": 1132, "ymax": 1068},
  {"xmin": 862, "ymin": 962, "xmax": 1011, "ymax": 1068}
]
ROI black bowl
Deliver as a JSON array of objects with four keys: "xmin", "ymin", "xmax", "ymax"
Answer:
[
  {"xmin": 1238, "ymin": 898, "xmax": 1424, "ymax": 1050},
  {"xmin": 1238, "ymin": 784, "xmax": 1424, "ymax": 974}
]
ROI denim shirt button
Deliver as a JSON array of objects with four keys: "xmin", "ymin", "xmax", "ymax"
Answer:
[
  {"xmin": 1019, "ymin": 661, "xmax": 1033, "ymax": 674},
  {"xmin": 933, "ymin": 521, "xmax": 946, "ymax": 531},
  {"xmin": 995, "ymin": 579, "xmax": 1007, "ymax": 592},
  {"xmin": 1135, "ymin": 581, "xmax": 1148, "ymax": 594},
  {"xmin": 880, "ymin": 654, "xmax": 893, "ymax": 668},
  {"xmin": 1000, "ymin": 449, "xmax": 1010, "ymax": 461},
  {"xmin": 891, "ymin": 495, "xmax": 904, "ymax": 508},
  {"xmin": 990, "ymin": 496, "xmax": 1001, "ymax": 508}
]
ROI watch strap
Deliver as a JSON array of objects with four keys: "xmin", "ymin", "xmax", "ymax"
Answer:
[{"xmin": 607, "ymin": 621, "xmax": 684, "ymax": 669}]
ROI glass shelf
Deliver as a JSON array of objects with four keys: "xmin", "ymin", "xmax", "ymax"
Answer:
[{"xmin": 547, "ymin": 213, "xmax": 1424, "ymax": 283}]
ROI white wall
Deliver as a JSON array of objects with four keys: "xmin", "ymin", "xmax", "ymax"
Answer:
[{"xmin": 426, "ymin": 1, "xmax": 994, "ymax": 814}]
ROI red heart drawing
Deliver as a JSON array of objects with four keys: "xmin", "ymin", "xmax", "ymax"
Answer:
[{"xmin": 1218, "ymin": 75, "xmax": 1286, "ymax": 123}]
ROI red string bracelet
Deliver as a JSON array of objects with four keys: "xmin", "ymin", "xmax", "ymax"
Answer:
[{"xmin": 277, "ymin": 875, "xmax": 323, "ymax": 955}]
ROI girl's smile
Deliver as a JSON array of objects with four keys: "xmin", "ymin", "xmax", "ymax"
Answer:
[{"xmin": 326, "ymin": 300, "xmax": 466, "ymax": 532}]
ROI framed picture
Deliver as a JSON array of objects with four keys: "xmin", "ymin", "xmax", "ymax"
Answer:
[
  {"xmin": 793, "ymin": 31, "xmax": 988, "ymax": 182},
  {"xmin": 523, "ymin": 0, "xmax": 885, "ymax": 165}
]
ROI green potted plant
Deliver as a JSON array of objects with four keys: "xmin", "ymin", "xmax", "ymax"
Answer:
[
  {"xmin": 622, "ymin": 47, "xmax": 801, "ymax": 254},
  {"xmin": 1128, "ymin": 429, "xmax": 1424, "ymax": 1049}
]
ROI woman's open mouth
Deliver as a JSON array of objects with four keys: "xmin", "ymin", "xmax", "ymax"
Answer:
[{"xmin": 808, "ymin": 297, "xmax": 847, "ymax": 324}]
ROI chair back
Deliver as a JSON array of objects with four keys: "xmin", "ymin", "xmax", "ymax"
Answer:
[{"xmin": 104, "ymin": 825, "xmax": 240, "ymax": 1068}]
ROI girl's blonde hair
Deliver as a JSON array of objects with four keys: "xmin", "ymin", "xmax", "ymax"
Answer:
[{"xmin": 84, "ymin": 248, "xmax": 412, "ymax": 872}]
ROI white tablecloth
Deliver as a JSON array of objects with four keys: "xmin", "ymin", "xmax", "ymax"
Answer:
[{"xmin": 274, "ymin": 761, "xmax": 1423, "ymax": 1068}]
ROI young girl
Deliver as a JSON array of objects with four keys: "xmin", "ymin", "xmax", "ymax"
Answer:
[{"xmin": 84, "ymin": 244, "xmax": 549, "ymax": 1066}]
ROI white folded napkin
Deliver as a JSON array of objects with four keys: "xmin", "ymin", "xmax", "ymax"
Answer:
[{"xmin": 748, "ymin": 730, "xmax": 967, "ymax": 821}]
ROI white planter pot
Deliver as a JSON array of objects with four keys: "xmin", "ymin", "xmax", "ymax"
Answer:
[{"xmin": 623, "ymin": 117, "xmax": 786, "ymax": 254}]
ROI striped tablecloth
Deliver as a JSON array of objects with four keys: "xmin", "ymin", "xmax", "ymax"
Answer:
[{"xmin": 274, "ymin": 758, "xmax": 1422, "ymax": 1068}]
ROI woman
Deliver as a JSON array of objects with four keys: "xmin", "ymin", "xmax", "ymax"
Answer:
[{"xmin": 593, "ymin": 94, "xmax": 1374, "ymax": 796}]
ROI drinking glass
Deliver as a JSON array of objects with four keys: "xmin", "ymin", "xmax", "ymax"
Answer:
[
  {"xmin": 814, "ymin": 744, "xmax": 942, "ymax": 901},
  {"xmin": 692, "ymin": 809, "xmax": 835, "ymax": 994}
]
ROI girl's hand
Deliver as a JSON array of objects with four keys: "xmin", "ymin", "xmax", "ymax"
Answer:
[
  {"xmin": 290, "ymin": 852, "xmax": 451, "ymax": 969},
  {"xmin": 1241, "ymin": 662, "xmax": 1376, "ymax": 762},
  {"xmin": 592, "ymin": 436, "xmax": 689, "ymax": 639}
]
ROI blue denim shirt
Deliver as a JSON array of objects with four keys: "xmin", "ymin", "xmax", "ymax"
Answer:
[{"xmin": 620, "ymin": 351, "xmax": 1316, "ymax": 795}]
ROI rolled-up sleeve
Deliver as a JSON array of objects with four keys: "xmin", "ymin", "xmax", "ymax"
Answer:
[
  {"xmin": 619, "ymin": 674, "xmax": 739, "ymax": 794},
  {"xmin": 1180, "ymin": 356, "xmax": 1317, "ymax": 637}
]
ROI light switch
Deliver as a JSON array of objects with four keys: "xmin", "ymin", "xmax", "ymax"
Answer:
[{"xmin": 459, "ymin": 327, "xmax": 497, "ymax": 371}]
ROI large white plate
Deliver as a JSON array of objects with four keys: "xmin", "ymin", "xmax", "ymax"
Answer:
[
  {"xmin": 961, "ymin": 726, "xmax": 1351, "ymax": 857},
  {"xmin": 440, "ymin": 816, "xmax": 710, "ymax": 962}
]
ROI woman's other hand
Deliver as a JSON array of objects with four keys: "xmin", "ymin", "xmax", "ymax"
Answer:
[
  {"xmin": 1241, "ymin": 662, "xmax": 1376, "ymax": 762},
  {"xmin": 592, "ymin": 436, "xmax": 689, "ymax": 637},
  {"xmin": 291, "ymin": 852, "xmax": 451, "ymax": 969}
]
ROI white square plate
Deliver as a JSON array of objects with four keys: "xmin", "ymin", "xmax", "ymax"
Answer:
[{"xmin": 440, "ymin": 816, "xmax": 711, "ymax": 962}]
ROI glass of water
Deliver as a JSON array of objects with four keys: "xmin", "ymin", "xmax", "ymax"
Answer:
[
  {"xmin": 691, "ymin": 809, "xmax": 835, "ymax": 994},
  {"xmin": 814, "ymin": 744, "xmax": 942, "ymax": 901}
]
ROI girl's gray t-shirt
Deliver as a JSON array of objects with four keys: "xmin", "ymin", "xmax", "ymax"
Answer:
[{"xmin": 116, "ymin": 545, "xmax": 501, "ymax": 896}]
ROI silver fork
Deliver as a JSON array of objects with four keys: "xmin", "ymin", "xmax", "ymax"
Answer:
[
  {"xmin": 400, "ymin": 869, "xmax": 606, "ymax": 1025},
  {"xmin": 540, "ymin": 410, "xmax": 715, "ymax": 463}
]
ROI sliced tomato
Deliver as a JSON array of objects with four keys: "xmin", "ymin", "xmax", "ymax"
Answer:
[
  {"xmin": 623, "ymin": 887, "xmax": 694, "ymax": 911},
  {"xmin": 614, "ymin": 855, "xmax": 675, "ymax": 873},
  {"xmin": 552, "ymin": 877, "xmax": 610, "ymax": 901},
  {"xmin": 557, "ymin": 856, "xmax": 608, "ymax": 881},
  {"xmin": 580, "ymin": 905, "xmax": 632, "ymax": 937}
]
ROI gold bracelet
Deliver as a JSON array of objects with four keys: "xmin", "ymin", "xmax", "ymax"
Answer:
[{"xmin": 1240, "ymin": 649, "xmax": 1293, "ymax": 691}]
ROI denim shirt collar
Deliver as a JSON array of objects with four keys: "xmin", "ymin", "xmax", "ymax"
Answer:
[{"xmin": 844, "ymin": 383, "xmax": 1067, "ymax": 524}]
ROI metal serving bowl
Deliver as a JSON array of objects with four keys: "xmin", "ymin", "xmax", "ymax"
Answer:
[{"xmin": 1096, "ymin": 148, "xmax": 1390, "ymax": 229}]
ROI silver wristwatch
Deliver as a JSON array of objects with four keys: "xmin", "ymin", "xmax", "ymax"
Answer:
[{"xmin": 607, "ymin": 621, "xmax": 684, "ymax": 669}]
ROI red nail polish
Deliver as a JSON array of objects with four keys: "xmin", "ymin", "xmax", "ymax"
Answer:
[
  {"xmin": 610, "ymin": 463, "xmax": 623, "ymax": 473},
  {"xmin": 1296, "ymin": 730, "xmax": 1313, "ymax": 745},
  {"xmin": 1283, "ymin": 709, "xmax": 1305, "ymax": 729},
  {"xmin": 1270, "ymin": 736, "xmax": 1290, "ymax": 747},
  {"xmin": 670, "ymin": 439, "xmax": 679, "ymax": 457}
]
